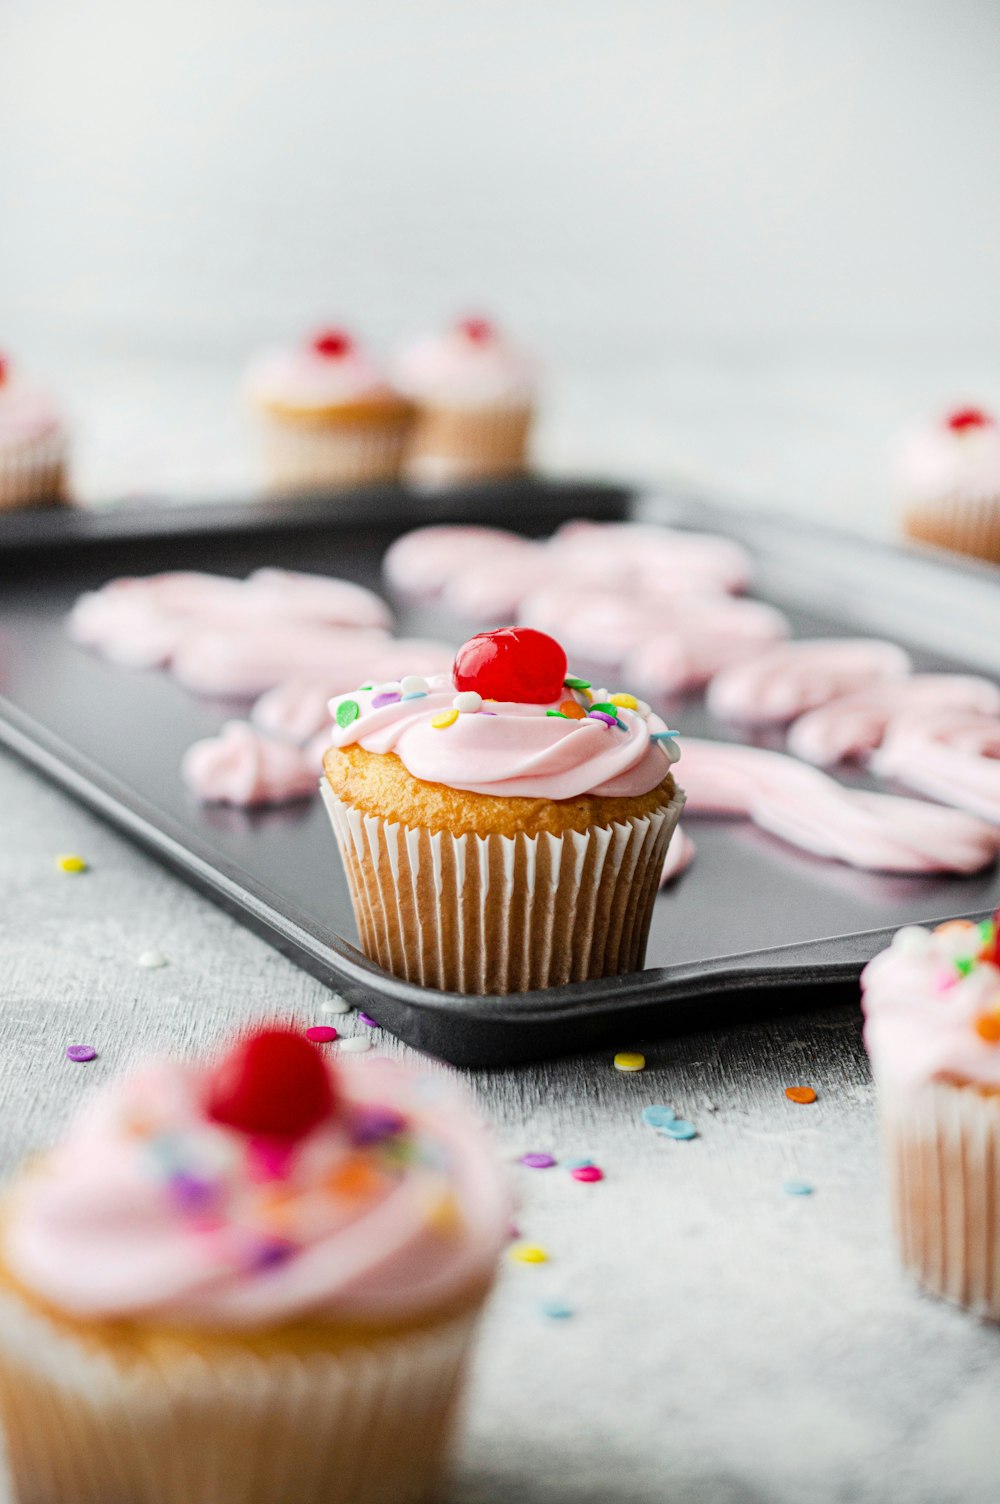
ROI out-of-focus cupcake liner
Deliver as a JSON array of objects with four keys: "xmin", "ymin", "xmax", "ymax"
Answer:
[
  {"xmin": 0, "ymin": 1282, "xmax": 480, "ymax": 1504},
  {"xmin": 880, "ymin": 1075, "xmax": 1000, "ymax": 1319},
  {"xmin": 404, "ymin": 403, "xmax": 532, "ymax": 485},
  {"xmin": 321, "ymin": 781, "xmax": 684, "ymax": 994},
  {"xmin": 258, "ymin": 413, "xmax": 411, "ymax": 493},
  {"xmin": 0, "ymin": 431, "xmax": 67, "ymax": 511},
  {"xmin": 902, "ymin": 491, "xmax": 1000, "ymax": 565}
]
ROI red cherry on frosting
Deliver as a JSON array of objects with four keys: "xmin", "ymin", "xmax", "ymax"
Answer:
[
  {"xmin": 947, "ymin": 407, "xmax": 993, "ymax": 432},
  {"xmin": 458, "ymin": 317, "xmax": 494, "ymax": 344},
  {"xmin": 311, "ymin": 329, "xmax": 354, "ymax": 359},
  {"xmin": 453, "ymin": 627, "xmax": 568, "ymax": 704},
  {"xmin": 207, "ymin": 1029, "xmax": 335, "ymax": 1140}
]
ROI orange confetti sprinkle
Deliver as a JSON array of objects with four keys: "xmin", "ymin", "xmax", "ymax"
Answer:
[
  {"xmin": 558, "ymin": 699, "xmax": 587, "ymax": 720},
  {"xmin": 975, "ymin": 1013, "xmax": 1000, "ymax": 1043},
  {"xmin": 936, "ymin": 919, "xmax": 976, "ymax": 936},
  {"xmin": 785, "ymin": 1086, "xmax": 817, "ymax": 1104},
  {"xmin": 326, "ymin": 1158, "xmax": 382, "ymax": 1199}
]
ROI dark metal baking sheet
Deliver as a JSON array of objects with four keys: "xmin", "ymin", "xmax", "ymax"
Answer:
[{"xmin": 0, "ymin": 479, "xmax": 997, "ymax": 1067}]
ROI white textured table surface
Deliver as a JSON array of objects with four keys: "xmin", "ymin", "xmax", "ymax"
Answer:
[{"xmin": 4, "ymin": 747, "xmax": 1000, "ymax": 1504}]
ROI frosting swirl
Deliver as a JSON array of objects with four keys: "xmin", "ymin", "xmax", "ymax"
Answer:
[
  {"xmin": 327, "ymin": 673, "xmax": 678, "ymax": 801},
  {"xmin": 3, "ymin": 1044, "xmax": 509, "ymax": 1329}
]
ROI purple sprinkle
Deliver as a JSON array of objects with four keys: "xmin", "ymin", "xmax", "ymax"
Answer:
[
  {"xmin": 588, "ymin": 711, "xmax": 617, "ymax": 728},
  {"xmin": 520, "ymin": 1152, "xmax": 557, "ymax": 1169},
  {"xmin": 350, "ymin": 1104, "xmax": 407, "ymax": 1146},
  {"xmin": 359, "ymin": 1012, "xmax": 378, "ymax": 1028},
  {"xmin": 481, "ymin": 711, "xmax": 498, "ymax": 716},
  {"xmin": 371, "ymin": 691, "xmax": 401, "ymax": 709},
  {"xmin": 251, "ymin": 1238, "xmax": 295, "ymax": 1271},
  {"xmin": 66, "ymin": 1044, "xmax": 97, "ymax": 1063},
  {"xmin": 168, "ymin": 1172, "xmax": 219, "ymax": 1214}
]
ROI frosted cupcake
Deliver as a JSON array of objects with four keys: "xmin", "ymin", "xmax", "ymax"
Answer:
[
  {"xmin": 393, "ymin": 317, "xmax": 536, "ymax": 484},
  {"xmin": 322, "ymin": 626, "xmax": 684, "ymax": 993},
  {"xmin": 893, "ymin": 406, "xmax": 1000, "ymax": 563},
  {"xmin": 0, "ymin": 353, "xmax": 68, "ymax": 510},
  {"xmin": 0, "ymin": 1028, "xmax": 509, "ymax": 1504},
  {"xmin": 245, "ymin": 328, "xmax": 413, "ymax": 493},
  {"xmin": 862, "ymin": 913, "xmax": 1000, "ymax": 1317}
]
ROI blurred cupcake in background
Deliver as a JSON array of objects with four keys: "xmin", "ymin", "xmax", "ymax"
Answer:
[
  {"xmin": 0, "ymin": 352, "xmax": 68, "ymax": 511},
  {"xmin": 245, "ymin": 328, "xmax": 413, "ymax": 494},
  {"xmin": 394, "ymin": 317, "xmax": 536, "ymax": 485},
  {"xmin": 893, "ymin": 406, "xmax": 1000, "ymax": 564}
]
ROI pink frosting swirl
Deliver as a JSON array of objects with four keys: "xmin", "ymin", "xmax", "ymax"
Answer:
[
  {"xmin": 3, "ymin": 1052, "xmax": 510, "ymax": 1328},
  {"xmin": 862, "ymin": 919, "xmax": 1000, "ymax": 1091},
  {"xmin": 892, "ymin": 410, "xmax": 1000, "ymax": 507},
  {"xmin": 328, "ymin": 674, "xmax": 678, "ymax": 800},
  {"xmin": 787, "ymin": 674, "xmax": 1000, "ymax": 766},
  {"xmin": 0, "ymin": 380, "xmax": 65, "ymax": 451},
  {"xmin": 181, "ymin": 722, "xmax": 319, "ymax": 807},
  {"xmin": 393, "ymin": 322, "xmax": 535, "ymax": 409},
  {"xmin": 245, "ymin": 338, "xmax": 395, "ymax": 410},
  {"xmin": 707, "ymin": 640, "xmax": 913, "ymax": 725},
  {"xmin": 871, "ymin": 710, "xmax": 1000, "ymax": 824}
]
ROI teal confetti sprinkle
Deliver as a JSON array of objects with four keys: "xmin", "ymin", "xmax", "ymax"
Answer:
[
  {"xmin": 659, "ymin": 1119, "xmax": 697, "ymax": 1141},
  {"xmin": 641, "ymin": 1105, "xmax": 676, "ymax": 1129},
  {"xmin": 541, "ymin": 1299, "xmax": 575, "ymax": 1320},
  {"xmin": 783, "ymin": 1179, "xmax": 814, "ymax": 1196}
]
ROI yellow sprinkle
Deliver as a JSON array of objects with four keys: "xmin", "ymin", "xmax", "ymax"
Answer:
[
  {"xmin": 56, "ymin": 854, "xmax": 88, "ymax": 874},
  {"xmin": 614, "ymin": 1051, "xmax": 646, "ymax": 1072},
  {"xmin": 509, "ymin": 1243, "xmax": 549, "ymax": 1264},
  {"xmin": 609, "ymin": 692, "xmax": 638, "ymax": 711},
  {"xmin": 431, "ymin": 709, "xmax": 459, "ymax": 730}
]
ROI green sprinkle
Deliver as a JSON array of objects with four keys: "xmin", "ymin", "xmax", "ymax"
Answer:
[
  {"xmin": 336, "ymin": 700, "xmax": 360, "ymax": 729},
  {"xmin": 358, "ymin": 683, "xmax": 373, "ymax": 691},
  {"xmin": 564, "ymin": 675, "xmax": 591, "ymax": 690},
  {"xmin": 546, "ymin": 709, "xmax": 570, "ymax": 719},
  {"xmin": 590, "ymin": 702, "xmax": 617, "ymax": 716},
  {"xmin": 955, "ymin": 956, "xmax": 975, "ymax": 977}
]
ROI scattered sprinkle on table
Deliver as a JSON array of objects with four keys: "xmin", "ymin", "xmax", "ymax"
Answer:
[
  {"xmin": 783, "ymin": 1179, "xmax": 814, "ymax": 1196},
  {"xmin": 320, "ymin": 996, "xmax": 352, "ymax": 1015},
  {"xmin": 520, "ymin": 1152, "xmax": 557, "ymax": 1169},
  {"xmin": 614, "ymin": 1051, "xmax": 645, "ymax": 1072},
  {"xmin": 358, "ymin": 1013, "xmax": 378, "ymax": 1028},
  {"xmin": 659, "ymin": 1119, "xmax": 698, "ymax": 1140},
  {"xmin": 785, "ymin": 1086, "xmax": 817, "ymax": 1104},
  {"xmin": 305, "ymin": 1025, "xmax": 338, "ymax": 1043},
  {"xmin": 566, "ymin": 1157, "xmax": 594, "ymax": 1168},
  {"xmin": 337, "ymin": 1035, "xmax": 372, "ymax": 1054},
  {"xmin": 65, "ymin": 1045, "xmax": 97, "ymax": 1064},
  {"xmin": 641, "ymin": 1104, "xmax": 676, "ymax": 1128},
  {"xmin": 541, "ymin": 1299, "xmax": 574, "ymax": 1319},
  {"xmin": 509, "ymin": 1243, "xmax": 549, "ymax": 1264},
  {"xmin": 570, "ymin": 1165, "xmax": 604, "ymax": 1182},
  {"xmin": 55, "ymin": 854, "xmax": 87, "ymax": 874},
  {"xmin": 136, "ymin": 949, "xmax": 168, "ymax": 969}
]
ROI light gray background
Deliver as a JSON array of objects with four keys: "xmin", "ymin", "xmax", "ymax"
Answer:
[
  {"xmin": 2, "ymin": 5, "xmax": 1000, "ymax": 1500},
  {"xmin": 2, "ymin": 0, "xmax": 1000, "ymax": 521}
]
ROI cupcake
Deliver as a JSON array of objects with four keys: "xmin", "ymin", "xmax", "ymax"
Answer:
[
  {"xmin": 893, "ymin": 406, "xmax": 1000, "ymax": 563},
  {"xmin": 322, "ymin": 626, "xmax": 684, "ymax": 994},
  {"xmin": 862, "ymin": 913, "xmax": 1000, "ymax": 1317},
  {"xmin": 245, "ymin": 328, "xmax": 413, "ymax": 493},
  {"xmin": 0, "ymin": 1028, "xmax": 509, "ymax": 1504},
  {"xmin": 0, "ymin": 352, "xmax": 68, "ymax": 510},
  {"xmin": 393, "ymin": 317, "xmax": 536, "ymax": 484}
]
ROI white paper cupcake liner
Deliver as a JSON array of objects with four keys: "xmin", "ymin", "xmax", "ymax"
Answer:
[
  {"xmin": 322, "ymin": 781, "xmax": 684, "ymax": 993},
  {"xmin": 0, "ymin": 1283, "xmax": 479, "ymax": 1504},
  {"xmin": 902, "ymin": 489, "xmax": 1000, "ymax": 564},
  {"xmin": 879, "ymin": 1076, "xmax": 1000, "ymax": 1319},
  {"xmin": 258, "ymin": 414, "xmax": 410, "ymax": 493},
  {"xmin": 404, "ymin": 403, "xmax": 532, "ymax": 485},
  {"xmin": 0, "ymin": 430, "xmax": 67, "ymax": 511}
]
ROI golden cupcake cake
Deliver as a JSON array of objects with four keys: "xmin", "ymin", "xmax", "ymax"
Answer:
[
  {"xmin": 0, "ymin": 351, "xmax": 68, "ymax": 510},
  {"xmin": 0, "ymin": 1028, "xmax": 509, "ymax": 1504},
  {"xmin": 893, "ymin": 406, "xmax": 1000, "ymax": 564},
  {"xmin": 393, "ymin": 317, "xmax": 536, "ymax": 484},
  {"xmin": 322, "ymin": 626, "xmax": 684, "ymax": 993},
  {"xmin": 245, "ymin": 327, "xmax": 413, "ymax": 494},
  {"xmin": 862, "ymin": 912, "xmax": 1000, "ymax": 1317}
]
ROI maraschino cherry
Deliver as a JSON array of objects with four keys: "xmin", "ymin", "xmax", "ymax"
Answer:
[
  {"xmin": 207, "ymin": 1028, "xmax": 335, "ymax": 1140},
  {"xmin": 311, "ymin": 328, "xmax": 353, "ymax": 359},
  {"xmin": 458, "ymin": 317, "xmax": 494, "ymax": 344},
  {"xmin": 947, "ymin": 407, "xmax": 993, "ymax": 433},
  {"xmin": 453, "ymin": 627, "xmax": 567, "ymax": 703}
]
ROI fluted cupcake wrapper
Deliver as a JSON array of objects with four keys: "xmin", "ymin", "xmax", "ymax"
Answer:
[
  {"xmin": 258, "ymin": 414, "xmax": 411, "ymax": 493},
  {"xmin": 0, "ymin": 430, "xmax": 67, "ymax": 511},
  {"xmin": 902, "ymin": 490, "xmax": 1000, "ymax": 565},
  {"xmin": 322, "ymin": 781, "xmax": 684, "ymax": 994},
  {"xmin": 0, "ymin": 1284, "xmax": 480, "ymax": 1504},
  {"xmin": 404, "ymin": 403, "xmax": 532, "ymax": 485},
  {"xmin": 880, "ymin": 1076, "xmax": 1000, "ymax": 1319}
]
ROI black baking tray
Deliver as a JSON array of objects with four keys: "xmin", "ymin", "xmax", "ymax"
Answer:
[{"xmin": 0, "ymin": 478, "xmax": 997, "ymax": 1067}]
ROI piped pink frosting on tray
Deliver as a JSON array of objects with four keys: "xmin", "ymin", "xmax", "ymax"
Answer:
[
  {"xmin": 383, "ymin": 526, "xmax": 536, "ymax": 599},
  {"xmin": 787, "ymin": 674, "xmax": 1000, "ymax": 766},
  {"xmin": 659, "ymin": 825, "xmax": 696, "ymax": 885},
  {"xmin": 862, "ymin": 918, "xmax": 1000, "ymax": 1091},
  {"xmin": 677, "ymin": 738, "xmax": 1000, "ymax": 874},
  {"xmin": 871, "ymin": 710, "xmax": 1000, "ymax": 824},
  {"xmin": 3, "ymin": 1045, "xmax": 510, "ymax": 1328},
  {"xmin": 182, "ymin": 722, "xmax": 319, "ymax": 807},
  {"xmin": 327, "ymin": 673, "xmax": 678, "ymax": 801},
  {"xmin": 707, "ymin": 640, "xmax": 913, "ymax": 725}
]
